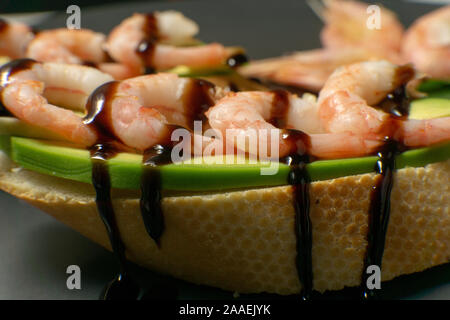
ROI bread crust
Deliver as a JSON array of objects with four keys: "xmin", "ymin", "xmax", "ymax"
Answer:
[{"xmin": 0, "ymin": 151, "xmax": 449, "ymax": 294}]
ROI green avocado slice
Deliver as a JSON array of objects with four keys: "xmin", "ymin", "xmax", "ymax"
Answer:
[{"xmin": 3, "ymin": 136, "xmax": 449, "ymax": 191}]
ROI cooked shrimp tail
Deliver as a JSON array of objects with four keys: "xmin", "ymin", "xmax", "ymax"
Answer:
[{"xmin": 0, "ymin": 60, "xmax": 114, "ymax": 146}]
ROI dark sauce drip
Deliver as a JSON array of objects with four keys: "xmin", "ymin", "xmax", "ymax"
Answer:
[
  {"xmin": 183, "ymin": 79, "xmax": 216, "ymax": 128},
  {"xmin": 84, "ymin": 82, "xmax": 142, "ymax": 299},
  {"xmin": 361, "ymin": 139, "xmax": 403, "ymax": 300},
  {"xmin": 136, "ymin": 13, "xmax": 159, "ymax": 70},
  {"xmin": 140, "ymin": 145, "xmax": 173, "ymax": 247},
  {"xmin": 82, "ymin": 61, "xmax": 98, "ymax": 69},
  {"xmin": 281, "ymin": 130, "xmax": 314, "ymax": 300},
  {"xmin": 84, "ymin": 80, "xmax": 121, "ymax": 141},
  {"xmin": 361, "ymin": 67, "xmax": 413, "ymax": 299},
  {"xmin": 248, "ymin": 77, "xmax": 317, "ymax": 96},
  {"xmin": 84, "ymin": 79, "xmax": 181, "ymax": 298},
  {"xmin": 228, "ymin": 81, "xmax": 240, "ymax": 92},
  {"xmin": 377, "ymin": 85, "xmax": 411, "ymax": 119},
  {"xmin": 0, "ymin": 19, "xmax": 7, "ymax": 34},
  {"xmin": 0, "ymin": 58, "xmax": 37, "ymax": 117},
  {"xmin": 226, "ymin": 53, "xmax": 248, "ymax": 68},
  {"xmin": 269, "ymin": 90, "xmax": 291, "ymax": 128},
  {"xmin": 376, "ymin": 65, "xmax": 415, "ymax": 119},
  {"xmin": 138, "ymin": 79, "xmax": 215, "ymax": 245},
  {"xmin": 271, "ymin": 87, "xmax": 315, "ymax": 299},
  {"xmin": 90, "ymin": 144, "xmax": 140, "ymax": 300},
  {"xmin": 103, "ymin": 49, "xmax": 115, "ymax": 63}
]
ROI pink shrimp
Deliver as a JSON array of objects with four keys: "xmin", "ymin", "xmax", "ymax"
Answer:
[
  {"xmin": 318, "ymin": 60, "xmax": 450, "ymax": 148},
  {"xmin": 238, "ymin": 48, "xmax": 373, "ymax": 92},
  {"xmin": 0, "ymin": 59, "xmax": 114, "ymax": 145},
  {"xmin": 205, "ymin": 90, "xmax": 382, "ymax": 159},
  {"xmin": 25, "ymin": 28, "xmax": 141, "ymax": 80},
  {"xmin": 98, "ymin": 73, "xmax": 223, "ymax": 151},
  {"xmin": 105, "ymin": 12, "xmax": 229, "ymax": 71},
  {"xmin": 238, "ymin": 0, "xmax": 405, "ymax": 92},
  {"xmin": 0, "ymin": 19, "xmax": 34, "ymax": 59},
  {"xmin": 402, "ymin": 5, "xmax": 450, "ymax": 79}
]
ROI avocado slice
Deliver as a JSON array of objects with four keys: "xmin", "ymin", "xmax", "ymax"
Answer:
[
  {"xmin": 409, "ymin": 98, "xmax": 450, "ymax": 119},
  {"xmin": 3, "ymin": 136, "xmax": 449, "ymax": 191}
]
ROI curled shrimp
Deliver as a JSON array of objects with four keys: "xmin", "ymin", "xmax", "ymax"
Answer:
[
  {"xmin": 26, "ymin": 28, "xmax": 141, "ymax": 80},
  {"xmin": 98, "ymin": 73, "xmax": 223, "ymax": 151},
  {"xmin": 318, "ymin": 60, "xmax": 450, "ymax": 148},
  {"xmin": 0, "ymin": 19, "xmax": 34, "ymax": 59},
  {"xmin": 205, "ymin": 90, "xmax": 380, "ymax": 159},
  {"xmin": 106, "ymin": 11, "xmax": 229, "ymax": 71},
  {"xmin": 402, "ymin": 5, "xmax": 450, "ymax": 79},
  {"xmin": 0, "ymin": 59, "xmax": 113, "ymax": 146}
]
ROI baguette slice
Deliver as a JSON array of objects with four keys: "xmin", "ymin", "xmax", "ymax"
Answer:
[{"xmin": 0, "ymin": 151, "xmax": 449, "ymax": 295}]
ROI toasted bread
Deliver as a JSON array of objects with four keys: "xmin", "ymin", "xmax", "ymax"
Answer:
[{"xmin": 1, "ymin": 151, "xmax": 448, "ymax": 294}]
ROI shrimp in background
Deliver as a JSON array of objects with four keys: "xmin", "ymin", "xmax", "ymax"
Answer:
[
  {"xmin": 0, "ymin": 19, "xmax": 34, "ymax": 59},
  {"xmin": 26, "ymin": 28, "xmax": 141, "ymax": 80},
  {"xmin": 319, "ymin": 0, "xmax": 404, "ymax": 62},
  {"xmin": 402, "ymin": 5, "xmax": 450, "ymax": 79},
  {"xmin": 106, "ymin": 12, "xmax": 230, "ymax": 72},
  {"xmin": 239, "ymin": 0, "xmax": 404, "ymax": 92},
  {"xmin": 239, "ymin": 48, "xmax": 372, "ymax": 92}
]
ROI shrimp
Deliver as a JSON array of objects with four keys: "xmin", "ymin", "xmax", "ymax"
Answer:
[
  {"xmin": 0, "ymin": 19, "xmax": 34, "ymax": 59},
  {"xmin": 209, "ymin": 60, "xmax": 449, "ymax": 160},
  {"xmin": 402, "ymin": 5, "xmax": 450, "ymax": 79},
  {"xmin": 319, "ymin": 0, "xmax": 404, "ymax": 62},
  {"xmin": 238, "ymin": 48, "xmax": 373, "ymax": 92},
  {"xmin": 101, "ymin": 73, "xmax": 221, "ymax": 151},
  {"xmin": 0, "ymin": 59, "xmax": 114, "ymax": 146},
  {"xmin": 238, "ymin": 0, "xmax": 404, "ymax": 92},
  {"xmin": 318, "ymin": 60, "xmax": 450, "ymax": 148},
  {"xmin": 205, "ymin": 90, "xmax": 381, "ymax": 159},
  {"xmin": 25, "ymin": 28, "xmax": 141, "ymax": 80},
  {"xmin": 105, "ymin": 12, "xmax": 229, "ymax": 71}
]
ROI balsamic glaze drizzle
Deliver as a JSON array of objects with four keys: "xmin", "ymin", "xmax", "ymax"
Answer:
[
  {"xmin": 140, "ymin": 145, "xmax": 173, "ymax": 246},
  {"xmin": 0, "ymin": 19, "xmax": 7, "ymax": 33},
  {"xmin": 82, "ymin": 74, "xmax": 216, "ymax": 298},
  {"xmin": 359, "ymin": 67, "xmax": 413, "ymax": 299},
  {"xmin": 284, "ymin": 151, "xmax": 312, "ymax": 300},
  {"xmin": 361, "ymin": 139, "xmax": 399, "ymax": 299},
  {"xmin": 84, "ymin": 81, "xmax": 143, "ymax": 299},
  {"xmin": 136, "ymin": 13, "xmax": 159, "ymax": 73},
  {"xmin": 90, "ymin": 144, "xmax": 140, "ymax": 300},
  {"xmin": 184, "ymin": 79, "xmax": 216, "ymax": 127},
  {"xmin": 226, "ymin": 53, "xmax": 248, "ymax": 68}
]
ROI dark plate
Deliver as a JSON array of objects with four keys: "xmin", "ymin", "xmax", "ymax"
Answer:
[{"xmin": 0, "ymin": 0, "xmax": 449, "ymax": 300}]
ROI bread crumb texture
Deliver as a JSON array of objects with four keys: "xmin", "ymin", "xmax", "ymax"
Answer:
[{"xmin": 0, "ymin": 153, "xmax": 449, "ymax": 294}]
